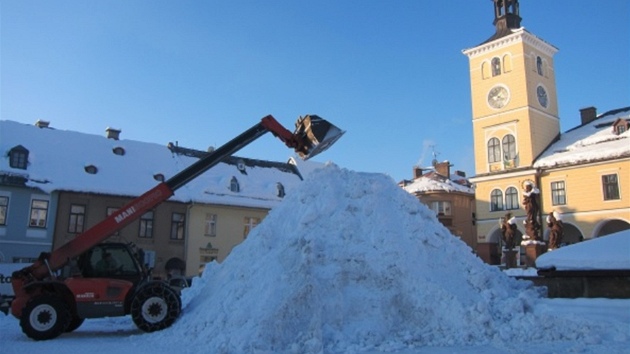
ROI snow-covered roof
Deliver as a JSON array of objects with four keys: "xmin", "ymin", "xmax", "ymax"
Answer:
[
  {"xmin": 0, "ymin": 120, "xmax": 303, "ymax": 209},
  {"xmin": 534, "ymin": 107, "xmax": 630, "ymax": 168},
  {"xmin": 535, "ymin": 229, "xmax": 630, "ymax": 271},
  {"xmin": 402, "ymin": 170, "xmax": 474, "ymax": 195}
]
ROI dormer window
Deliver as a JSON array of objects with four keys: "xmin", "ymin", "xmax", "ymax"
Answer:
[
  {"xmin": 230, "ymin": 176, "xmax": 240, "ymax": 192},
  {"xmin": 84, "ymin": 165, "xmax": 98, "ymax": 174},
  {"xmin": 276, "ymin": 183, "xmax": 285, "ymax": 198},
  {"xmin": 612, "ymin": 118, "xmax": 629, "ymax": 135},
  {"xmin": 112, "ymin": 146, "xmax": 126, "ymax": 156},
  {"xmin": 9, "ymin": 145, "xmax": 29, "ymax": 170}
]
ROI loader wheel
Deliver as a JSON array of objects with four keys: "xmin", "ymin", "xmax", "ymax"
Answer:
[
  {"xmin": 65, "ymin": 315, "xmax": 85, "ymax": 333},
  {"xmin": 20, "ymin": 295, "xmax": 71, "ymax": 340},
  {"xmin": 131, "ymin": 282, "xmax": 181, "ymax": 332}
]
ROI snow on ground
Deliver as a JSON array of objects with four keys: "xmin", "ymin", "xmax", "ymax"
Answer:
[{"xmin": 2, "ymin": 165, "xmax": 629, "ymax": 353}]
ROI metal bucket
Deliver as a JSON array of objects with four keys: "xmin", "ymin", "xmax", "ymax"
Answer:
[{"xmin": 293, "ymin": 115, "xmax": 345, "ymax": 160}]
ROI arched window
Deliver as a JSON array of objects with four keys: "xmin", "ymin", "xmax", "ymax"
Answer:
[
  {"xmin": 491, "ymin": 57, "xmax": 501, "ymax": 76},
  {"xmin": 505, "ymin": 187, "xmax": 519, "ymax": 210},
  {"xmin": 490, "ymin": 189, "xmax": 504, "ymax": 211},
  {"xmin": 487, "ymin": 138, "xmax": 501, "ymax": 163},
  {"xmin": 502, "ymin": 134, "xmax": 517, "ymax": 160},
  {"xmin": 536, "ymin": 56, "xmax": 544, "ymax": 76},
  {"xmin": 230, "ymin": 176, "xmax": 240, "ymax": 193}
]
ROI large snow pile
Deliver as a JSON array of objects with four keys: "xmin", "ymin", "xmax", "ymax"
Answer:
[{"xmin": 153, "ymin": 165, "xmax": 615, "ymax": 353}]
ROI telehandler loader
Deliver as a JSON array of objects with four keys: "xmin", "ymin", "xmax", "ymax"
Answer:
[{"xmin": 10, "ymin": 114, "xmax": 344, "ymax": 340}]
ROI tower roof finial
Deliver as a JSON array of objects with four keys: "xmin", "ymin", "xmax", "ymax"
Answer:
[
  {"xmin": 493, "ymin": 0, "xmax": 521, "ymax": 31},
  {"xmin": 480, "ymin": 0, "xmax": 522, "ymax": 44}
]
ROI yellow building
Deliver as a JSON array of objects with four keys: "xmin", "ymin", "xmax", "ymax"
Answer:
[{"xmin": 462, "ymin": 0, "xmax": 629, "ymax": 265}]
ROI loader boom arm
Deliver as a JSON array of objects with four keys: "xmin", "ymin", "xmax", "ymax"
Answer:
[{"xmin": 12, "ymin": 114, "xmax": 343, "ymax": 284}]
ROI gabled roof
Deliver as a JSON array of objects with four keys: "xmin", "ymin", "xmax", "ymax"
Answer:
[
  {"xmin": 534, "ymin": 107, "xmax": 630, "ymax": 169},
  {"xmin": 0, "ymin": 120, "xmax": 303, "ymax": 209}
]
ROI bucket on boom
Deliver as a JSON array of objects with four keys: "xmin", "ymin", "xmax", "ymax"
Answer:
[{"xmin": 293, "ymin": 115, "xmax": 345, "ymax": 160}]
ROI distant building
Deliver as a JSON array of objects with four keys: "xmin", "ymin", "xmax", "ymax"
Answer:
[
  {"xmin": 400, "ymin": 161, "xmax": 477, "ymax": 251},
  {"xmin": 462, "ymin": 0, "xmax": 629, "ymax": 265},
  {"xmin": 0, "ymin": 120, "xmax": 303, "ymax": 277}
]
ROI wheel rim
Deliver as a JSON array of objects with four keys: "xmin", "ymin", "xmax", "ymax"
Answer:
[
  {"xmin": 141, "ymin": 296, "xmax": 168, "ymax": 323},
  {"xmin": 29, "ymin": 304, "xmax": 57, "ymax": 332}
]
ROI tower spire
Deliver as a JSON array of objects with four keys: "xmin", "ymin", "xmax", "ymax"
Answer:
[{"xmin": 479, "ymin": 0, "xmax": 522, "ymax": 44}]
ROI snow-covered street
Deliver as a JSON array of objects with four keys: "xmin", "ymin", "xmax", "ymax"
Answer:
[{"xmin": 2, "ymin": 298, "xmax": 628, "ymax": 354}]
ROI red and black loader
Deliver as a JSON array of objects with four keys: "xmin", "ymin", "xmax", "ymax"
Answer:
[{"xmin": 10, "ymin": 115, "xmax": 344, "ymax": 340}]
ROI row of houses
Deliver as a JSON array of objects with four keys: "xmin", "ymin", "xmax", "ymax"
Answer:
[{"xmin": 0, "ymin": 119, "xmax": 314, "ymax": 278}]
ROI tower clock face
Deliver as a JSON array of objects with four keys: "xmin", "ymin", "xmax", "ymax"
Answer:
[
  {"xmin": 537, "ymin": 85, "xmax": 548, "ymax": 108},
  {"xmin": 487, "ymin": 85, "xmax": 509, "ymax": 109}
]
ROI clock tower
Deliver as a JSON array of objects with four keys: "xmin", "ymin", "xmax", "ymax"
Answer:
[
  {"xmin": 462, "ymin": 0, "xmax": 561, "ymax": 263},
  {"xmin": 463, "ymin": 0, "xmax": 560, "ymax": 175}
]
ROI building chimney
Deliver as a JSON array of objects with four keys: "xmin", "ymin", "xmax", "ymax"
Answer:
[
  {"xmin": 580, "ymin": 107, "xmax": 597, "ymax": 125},
  {"xmin": 413, "ymin": 166, "xmax": 423, "ymax": 179},
  {"xmin": 435, "ymin": 161, "xmax": 451, "ymax": 178},
  {"xmin": 35, "ymin": 120, "xmax": 50, "ymax": 128},
  {"xmin": 106, "ymin": 127, "xmax": 121, "ymax": 140}
]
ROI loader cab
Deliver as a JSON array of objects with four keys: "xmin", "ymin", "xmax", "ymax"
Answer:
[{"xmin": 76, "ymin": 243, "xmax": 145, "ymax": 284}]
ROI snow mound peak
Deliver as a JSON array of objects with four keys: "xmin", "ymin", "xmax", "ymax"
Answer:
[{"xmin": 162, "ymin": 165, "xmax": 606, "ymax": 353}]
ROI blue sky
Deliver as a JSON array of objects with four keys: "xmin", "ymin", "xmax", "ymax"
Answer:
[{"xmin": 1, "ymin": 1, "xmax": 628, "ymax": 182}]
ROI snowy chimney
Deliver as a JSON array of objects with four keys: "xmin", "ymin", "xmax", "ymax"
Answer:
[
  {"xmin": 413, "ymin": 166, "xmax": 423, "ymax": 179},
  {"xmin": 35, "ymin": 120, "xmax": 50, "ymax": 128},
  {"xmin": 106, "ymin": 127, "xmax": 121, "ymax": 140},
  {"xmin": 435, "ymin": 161, "xmax": 451, "ymax": 178},
  {"xmin": 580, "ymin": 107, "xmax": 597, "ymax": 125}
]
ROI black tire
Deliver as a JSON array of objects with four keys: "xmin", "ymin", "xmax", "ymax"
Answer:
[
  {"xmin": 130, "ymin": 282, "xmax": 181, "ymax": 332},
  {"xmin": 19, "ymin": 295, "xmax": 71, "ymax": 340},
  {"xmin": 65, "ymin": 315, "xmax": 85, "ymax": 333}
]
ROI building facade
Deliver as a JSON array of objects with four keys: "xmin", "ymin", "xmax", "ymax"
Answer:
[
  {"xmin": 401, "ymin": 161, "xmax": 477, "ymax": 251},
  {"xmin": 463, "ymin": 0, "xmax": 629, "ymax": 265},
  {"xmin": 0, "ymin": 120, "xmax": 303, "ymax": 278},
  {"xmin": 52, "ymin": 191, "xmax": 188, "ymax": 279},
  {"xmin": 0, "ymin": 178, "xmax": 56, "ymax": 263}
]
